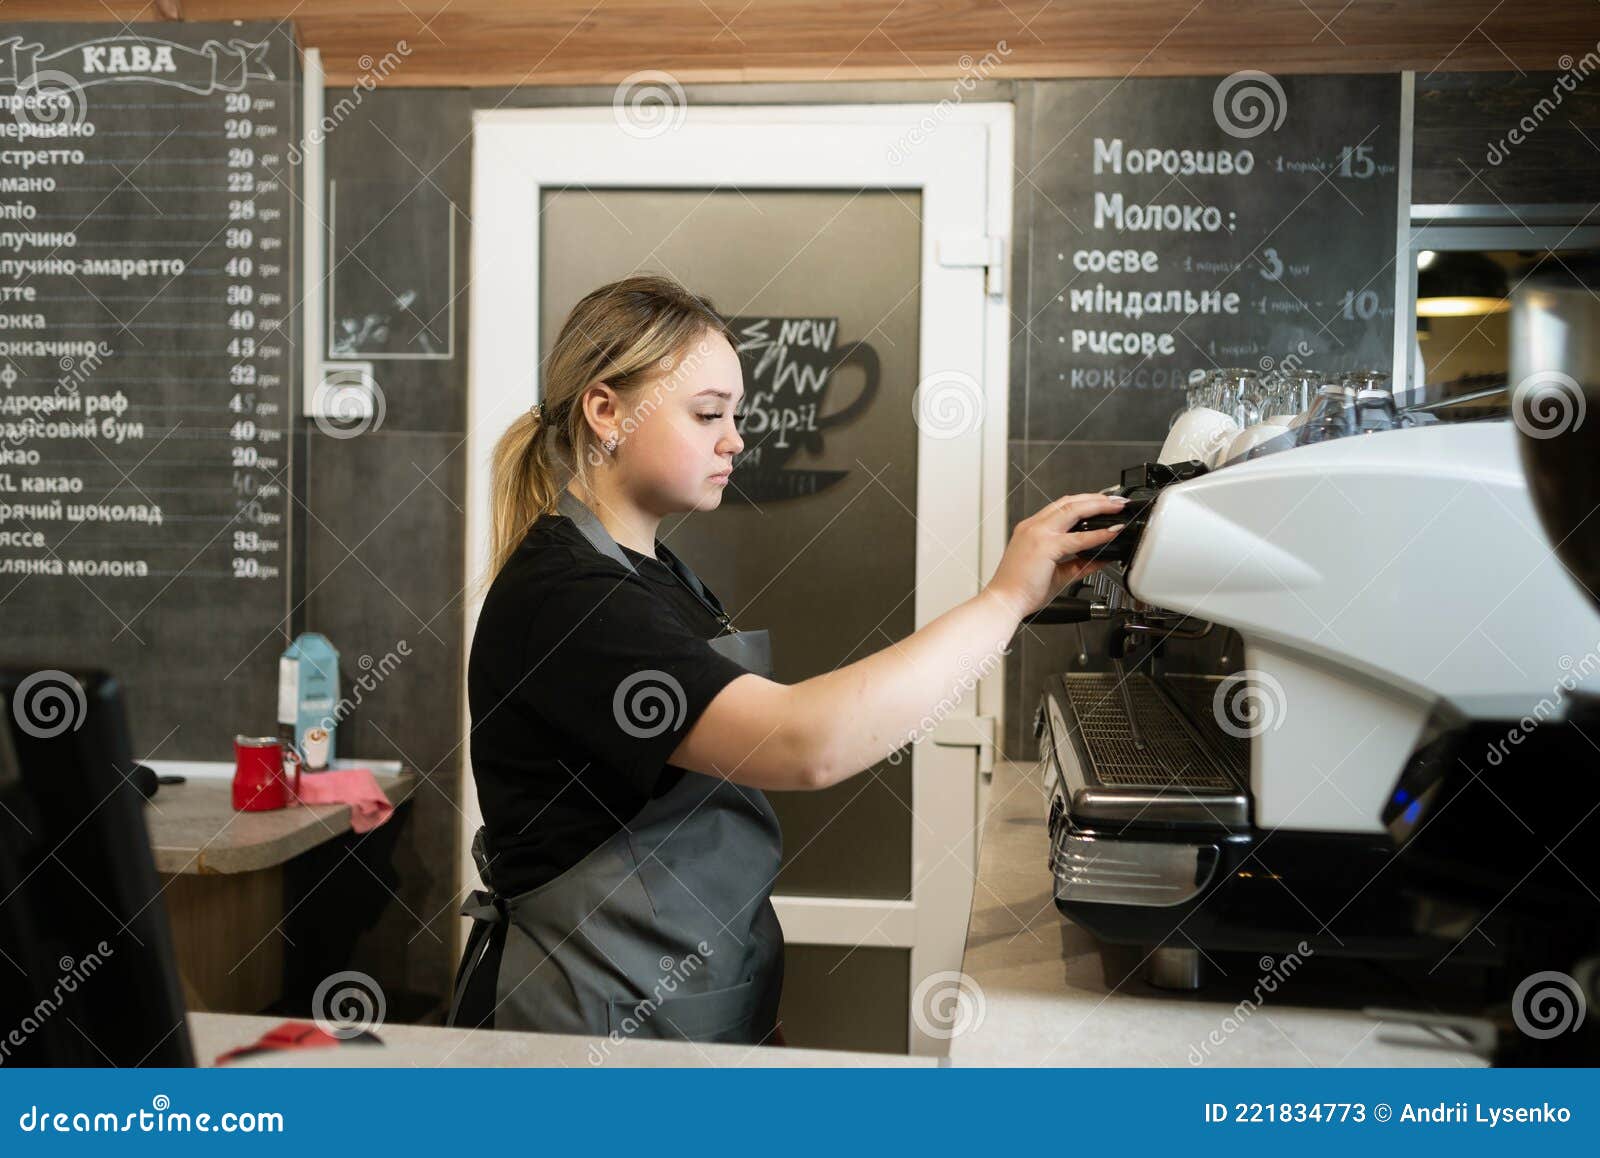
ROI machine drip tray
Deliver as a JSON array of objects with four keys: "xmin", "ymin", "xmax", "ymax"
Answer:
[{"xmin": 1043, "ymin": 672, "xmax": 1249, "ymax": 828}]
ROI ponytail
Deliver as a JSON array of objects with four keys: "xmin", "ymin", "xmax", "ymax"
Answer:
[{"xmin": 486, "ymin": 406, "xmax": 560, "ymax": 581}]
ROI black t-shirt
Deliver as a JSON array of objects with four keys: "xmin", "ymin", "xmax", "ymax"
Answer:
[{"xmin": 466, "ymin": 512, "xmax": 751, "ymax": 898}]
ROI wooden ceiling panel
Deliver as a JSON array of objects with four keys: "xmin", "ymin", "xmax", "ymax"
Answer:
[{"xmin": 1, "ymin": 1, "xmax": 1595, "ymax": 86}]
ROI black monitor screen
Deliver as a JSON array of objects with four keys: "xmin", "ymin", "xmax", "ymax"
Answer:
[{"xmin": 0, "ymin": 667, "xmax": 193, "ymax": 1067}]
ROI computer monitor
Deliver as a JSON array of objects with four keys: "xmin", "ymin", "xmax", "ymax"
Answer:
[{"xmin": 0, "ymin": 666, "xmax": 194, "ymax": 1067}]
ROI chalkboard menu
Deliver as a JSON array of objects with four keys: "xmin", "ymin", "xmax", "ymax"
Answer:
[
  {"xmin": 0, "ymin": 23, "xmax": 298, "ymax": 757},
  {"xmin": 1023, "ymin": 74, "xmax": 1401, "ymax": 441}
]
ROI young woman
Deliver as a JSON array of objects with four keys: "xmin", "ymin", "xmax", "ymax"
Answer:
[{"xmin": 448, "ymin": 274, "xmax": 1127, "ymax": 1046}]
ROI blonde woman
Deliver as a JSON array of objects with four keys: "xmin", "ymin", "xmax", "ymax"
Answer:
[{"xmin": 449, "ymin": 274, "xmax": 1126, "ymax": 1045}]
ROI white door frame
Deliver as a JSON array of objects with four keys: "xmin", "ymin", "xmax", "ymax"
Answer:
[{"xmin": 464, "ymin": 103, "xmax": 1013, "ymax": 1054}]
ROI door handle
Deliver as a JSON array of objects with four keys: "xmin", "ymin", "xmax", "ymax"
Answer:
[
  {"xmin": 931, "ymin": 715, "xmax": 997, "ymax": 777},
  {"xmin": 936, "ymin": 232, "xmax": 1006, "ymax": 298}
]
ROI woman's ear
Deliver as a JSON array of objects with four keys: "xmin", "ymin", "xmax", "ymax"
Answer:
[{"xmin": 579, "ymin": 378, "xmax": 620, "ymax": 440}]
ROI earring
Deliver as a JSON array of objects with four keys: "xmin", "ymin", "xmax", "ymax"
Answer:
[{"xmin": 603, "ymin": 432, "xmax": 619, "ymax": 454}]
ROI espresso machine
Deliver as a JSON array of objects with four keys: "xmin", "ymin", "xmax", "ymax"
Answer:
[{"xmin": 1032, "ymin": 413, "xmax": 1600, "ymax": 1003}]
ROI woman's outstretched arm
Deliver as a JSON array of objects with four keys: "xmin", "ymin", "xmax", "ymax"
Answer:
[{"xmin": 669, "ymin": 492, "xmax": 1128, "ymax": 790}]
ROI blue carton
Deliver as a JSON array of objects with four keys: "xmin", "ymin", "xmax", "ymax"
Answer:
[{"xmin": 278, "ymin": 632, "xmax": 340, "ymax": 765}]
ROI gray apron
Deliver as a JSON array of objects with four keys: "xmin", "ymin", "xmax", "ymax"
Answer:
[{"xmin": 447, "ymin": 489, "xmax": 784, "ymax": 1044}]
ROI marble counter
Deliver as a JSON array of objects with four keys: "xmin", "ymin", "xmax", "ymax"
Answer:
[{"xmin": 190, "ymin": 1012, "xmax": 937, "ymax": 1069}]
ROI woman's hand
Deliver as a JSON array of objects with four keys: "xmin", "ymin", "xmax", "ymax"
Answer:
[{"xmin": 982, "ymin": 492, "xmax": 1129, "ymax": 619}]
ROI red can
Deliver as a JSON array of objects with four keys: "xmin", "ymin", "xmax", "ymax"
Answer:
[{"xmin": 232, "ymin": 735, "xmax": 301, "ymax": 811}]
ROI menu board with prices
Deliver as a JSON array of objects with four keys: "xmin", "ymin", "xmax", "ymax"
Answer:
[
  {"xmin": 1025, "ymin": 73, "xmax": 1402, "ymax": 441},
  {"xmin": 0, "ymin": 23, "xmax": 299, "ymax": 756}
]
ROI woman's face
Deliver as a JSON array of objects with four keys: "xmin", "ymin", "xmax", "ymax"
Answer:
[{"xmin": 606, "ymin": 328, "xmax": 746, "ymax": 514}]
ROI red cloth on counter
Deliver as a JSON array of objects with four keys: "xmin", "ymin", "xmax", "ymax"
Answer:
[
  {"xmin": 213, "ymin": 1020, "xmax": 382, "ymax": 1065},
  {"xmin": 294, "ymin": 767, "xmax": 395, "ymax": 833}
]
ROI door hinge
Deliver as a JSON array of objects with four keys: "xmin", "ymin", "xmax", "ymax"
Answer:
[
  {"xmin": 937, "ymin": 232, "xmax": 1006, "ymax": 298},
  {"xmin": 931, "ymin": 714, "xmax": 997, "ymax": 777}
]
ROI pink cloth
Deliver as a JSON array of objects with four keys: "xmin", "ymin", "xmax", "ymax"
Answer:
[{"xmin": 294, "ymin": 767, "xmax": 394, "ymax": 833}]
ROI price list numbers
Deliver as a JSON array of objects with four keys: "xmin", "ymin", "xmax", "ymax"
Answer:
[{"xmin": 220, "ymin": 86, "xmax": 288, "ymax": 586}]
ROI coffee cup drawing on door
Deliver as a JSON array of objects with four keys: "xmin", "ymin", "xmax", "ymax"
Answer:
[{"xmin": 726, "ymin": 316, "xmax": 880, "ymax": 504}]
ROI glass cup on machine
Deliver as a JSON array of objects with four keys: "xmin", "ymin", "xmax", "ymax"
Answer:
[
  {"xmin": 1293, "ymin": 369, "xmax": 1401, "ymax": 445},
  {"xmin": 1266, "ymin": 370, "xmax": 1322, "ymax": 425},
  {"xmin": 1294, "ymin": 373, "xmax": 1358, "ymax": 445},
  {"xmin": 1220, "ymin": 367, "xmax": 1291, "ymax": 463}
]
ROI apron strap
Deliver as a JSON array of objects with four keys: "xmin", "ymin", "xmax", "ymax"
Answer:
[
  {"xmin": 446, "ymin": 887, "xmax": 508, "ymax": 1029},
  {"xmin": 655, "ymin": 538, "xmax": 728, "ymax": 622},
  {"xmin": 446, "ymin": 824, "xmax": 508, "ymax": 1028},
  {"xmin": 556, "ymin": 488, "xmax": 636, "ymax": 573},
  {"xmin": 556, "ymin": 487, "xmax": 734, "ymax": 630}
]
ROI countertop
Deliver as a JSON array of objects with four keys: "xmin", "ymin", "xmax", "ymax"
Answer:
[
  {"xmin": 144, "ymin": 760, "xmax": 414, "ymax": 875},
  {"xmin": 189, "ymin": 1012, "xmax": 937, "ymax": 1068},
  {"xmin": 949, "ymin": 759, "xmax": 1488, "ymax": 1067},
  {"xmin": 180, "ymin": 759, "xmax": 1489, "ymax": 1067}
]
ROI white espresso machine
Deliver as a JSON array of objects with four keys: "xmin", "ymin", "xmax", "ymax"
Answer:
[{"xmin": 1033, "ymin": 417, "xmax": 1600, "ymax": 989}]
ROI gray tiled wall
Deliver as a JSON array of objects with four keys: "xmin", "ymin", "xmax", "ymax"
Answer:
[{"xmin": 299, "ymin": 89, "xmax": 473, "ymax": 1011}]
